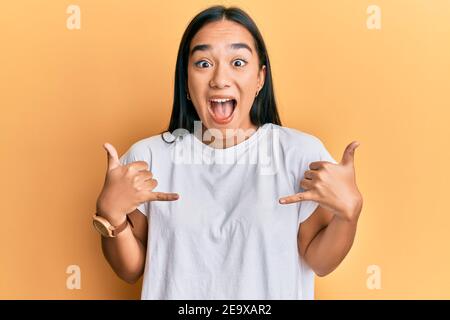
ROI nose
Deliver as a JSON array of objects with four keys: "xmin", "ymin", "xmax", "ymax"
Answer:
[{"xmin": 209, "ymin": 62, "xmax": 231, "ymax": 89}]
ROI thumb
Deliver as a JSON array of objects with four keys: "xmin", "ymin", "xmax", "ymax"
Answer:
[
  {"xmin": 340, "ymin": 141, "xmax": 360, "ymax": 167},
  {"xmin": 103, "ymin": 143, "xmax": 121, "ymax": 170}
]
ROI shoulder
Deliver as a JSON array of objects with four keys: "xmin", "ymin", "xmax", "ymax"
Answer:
[
  {"xmin": 269, "ymin": 124, "xmax": 337, "ymax": 164},
  {"xmin": 270, "ymin": 124, "xmax": 328, "ymax": 155},
  {"xmin": 119, "ymin": 133, "xmax": 172, "ymax": 164}
]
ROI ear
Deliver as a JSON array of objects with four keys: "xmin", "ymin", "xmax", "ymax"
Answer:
[
  {"xmin": 185, "ymin": 79, "xmax": 190, "ymax": 97},
  {"xmin": 258, "ymin": 65, "xmax": 266, "ymax": 89}
]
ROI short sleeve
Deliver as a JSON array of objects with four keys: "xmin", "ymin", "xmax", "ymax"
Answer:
[
  {"xmin": 298, "ymin": 139, "xmax": 337, "ymax": 225},
  {"xmin": 119, "ymin": 143, "xmax": 152, "ymax": 217}
]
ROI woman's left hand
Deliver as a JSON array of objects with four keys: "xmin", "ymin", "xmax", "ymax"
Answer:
[{"xmin": 279, "ymin": 141, "xmax": 363, "ymax": 222}]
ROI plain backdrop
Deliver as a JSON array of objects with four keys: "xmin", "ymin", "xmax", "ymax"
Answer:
[{"xmin": 1, "ymin": 0, "xmax": 449, "ymax": 299}]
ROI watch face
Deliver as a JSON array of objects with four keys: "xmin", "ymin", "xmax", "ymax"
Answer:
[{"xmin": 93, "ymin": 219, "xmax": 110, "ymax": 237}]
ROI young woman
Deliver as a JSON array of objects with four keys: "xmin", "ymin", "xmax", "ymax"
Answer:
[{"xmin": 94, "ymin": 5, "xmax": 363, "ymax": 300}]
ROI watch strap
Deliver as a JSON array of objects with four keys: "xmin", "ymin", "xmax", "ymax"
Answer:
[{"xmin": 111, "ymin": 216, "xmax": 130, "ymax": 237}]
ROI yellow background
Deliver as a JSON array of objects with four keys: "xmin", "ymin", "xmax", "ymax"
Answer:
[{"xmin": 1, "ymin": 0, "xmax": 449, "ymax": 299}]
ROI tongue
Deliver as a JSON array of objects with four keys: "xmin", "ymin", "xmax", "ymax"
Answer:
[{"xmin": 211, "ymin": 100, "xmax": 234, "ymax": 119}]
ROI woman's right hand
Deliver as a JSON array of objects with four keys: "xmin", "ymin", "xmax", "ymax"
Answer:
[{"xmin": 96, "ymin": 142, "xmax": 179, "ymax": 225}]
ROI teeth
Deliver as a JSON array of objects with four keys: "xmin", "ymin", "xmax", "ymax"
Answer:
[{"xmin": 210, "ymin": 98, "xmax": 234, "ymax": 103}]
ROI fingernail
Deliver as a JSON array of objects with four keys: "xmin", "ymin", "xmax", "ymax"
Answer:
[{"xmin": 279, "ymin": 199, "xmax": 286, "ymax": 204}]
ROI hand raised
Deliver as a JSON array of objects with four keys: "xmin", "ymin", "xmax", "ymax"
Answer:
[
  {"xmin": 96, "ymin": 143, "xmax": 179, "ymax": 224},
  {"xmin": 279, "ymin": 141, "xmax": 363, "ymax": 222}
]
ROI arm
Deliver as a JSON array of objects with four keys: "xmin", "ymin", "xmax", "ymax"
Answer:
[
  {"xmin": 298, "ymin": 203, "xmax": 361, "ymax": 277},
  {"xmin": 97, "ymin": 142, "xmax": 177, "ymax": 284},
  {"xmin": 281, "ymin": 141, "xmax": 363, "ymax": 277},
  {"xmin": 100, "ymin": 209, "xmax": 148, "ymax": 284}
]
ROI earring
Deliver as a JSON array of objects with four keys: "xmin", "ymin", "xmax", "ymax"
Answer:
[{"xmin": 187, "ymin": 92, "xmax": 191, "ymax": 100}]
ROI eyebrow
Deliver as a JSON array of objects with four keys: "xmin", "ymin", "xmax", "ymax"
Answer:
[{"xmin": 190, "ymin": 42, "xmax": 253, "ymax": 56}]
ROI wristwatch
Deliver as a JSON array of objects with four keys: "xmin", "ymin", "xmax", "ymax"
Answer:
[{"xmin": 92, "ymin": 213, "xmax": 129, "ymax": 238}]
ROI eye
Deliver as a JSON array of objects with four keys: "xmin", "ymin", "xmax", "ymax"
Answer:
[
  {"xmin": 194, "ymin": 60, "xmax": 211, "ymax": 68},
  {"xmin": 233, "ymin": 59, "xmax": 247, "ymax": 67}
]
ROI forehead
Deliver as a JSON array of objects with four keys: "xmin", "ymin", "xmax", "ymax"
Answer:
[{"xmin": 190, "ymin": 19, "xmax": 255, "ymax": 51}]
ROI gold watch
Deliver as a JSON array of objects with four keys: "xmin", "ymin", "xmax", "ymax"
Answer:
[{"xmin": 92, "ymin": 213, "xmax": 129, "ymax": 238}]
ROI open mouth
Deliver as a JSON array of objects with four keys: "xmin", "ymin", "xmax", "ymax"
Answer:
[{"xmin": 207, "ymin": 98, "xmax": 237, "ymax": 124}]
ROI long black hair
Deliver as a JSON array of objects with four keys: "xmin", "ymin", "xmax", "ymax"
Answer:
[{"xmin": 162, "ymin": 5, "xmax": 281, "ymax": 142}]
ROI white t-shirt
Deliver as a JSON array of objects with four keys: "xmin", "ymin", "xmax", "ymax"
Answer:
[{"xmin": 119, "ymin": 123, "xmax": 337, "ymax": 300}]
